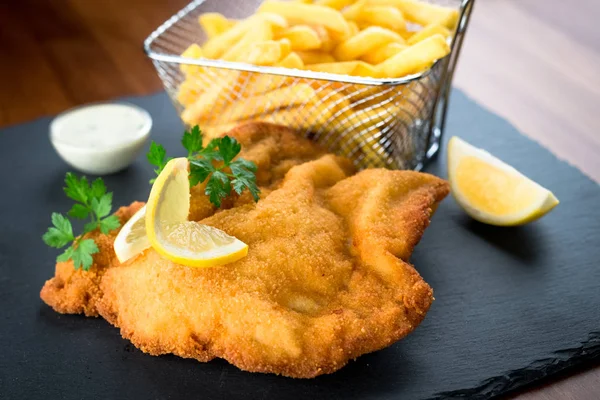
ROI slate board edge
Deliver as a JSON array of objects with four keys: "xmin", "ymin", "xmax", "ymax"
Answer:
[
  {"xmin": 428, "ymin": 89, "xmax": 600, "ymax": 399},
  {"xmin": 428, "ymin": 331, "xmax": 600, "ymax": 399},
  {"xmin": 3, "ymin": 89, "xmax": 599, "ymax": 400},
  {"xmin": 89, "ymin": 90, "xmax": 600, "ymax": 398}
]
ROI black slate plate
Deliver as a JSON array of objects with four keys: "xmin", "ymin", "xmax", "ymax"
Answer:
[{"xmin": 0, "ymin": 91, "xmax": 598, "ymax": 400}]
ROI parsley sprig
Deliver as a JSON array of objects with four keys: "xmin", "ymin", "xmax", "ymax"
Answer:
[
  {"xmin": 147, "ymin": 126, "xmax": 260, "ymax": 208},
  {"xmin": 147, "ymin": 141, "xmax": 172, "ymax": 184},
  {"xmin": 42, "ymin": 173, "xmax": 121, "ymax": 270}
]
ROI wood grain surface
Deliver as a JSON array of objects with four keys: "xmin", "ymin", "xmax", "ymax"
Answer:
[
  {"xmin": 0, "ymin": 0, "xmax": 598, "ymax": 398},
  {"xmin": 453, "ymin": 0, "xmax": 600, "ymax": 183}
]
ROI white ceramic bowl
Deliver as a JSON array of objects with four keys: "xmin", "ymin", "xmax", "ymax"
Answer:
[{"xmin": 50, "ymin": 102, "xmax": 152, "ymax": 175}]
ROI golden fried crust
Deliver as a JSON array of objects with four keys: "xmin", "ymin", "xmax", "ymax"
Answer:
[
  {"xmin": 189, "ymin": 122, "xmax": 325, "ymax": 221},
  {"xmin": 41, "ymin": 122, "xmax": 450, "ymax": 378},
  {"xmin": 40, "ymin": 201, "xmax": 145, "ymax": 316},
  {"xmin": 97, "ymin": 155, "xmax": 449, "ymax": 378},
  {"xmin": 326, "ymin": 169, "xmax": 450, "ymax": 316}
]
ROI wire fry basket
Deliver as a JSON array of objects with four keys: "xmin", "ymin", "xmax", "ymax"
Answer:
[{"xmin": 144, "ymin": 0, "xmax": 474, "ymax": 170}]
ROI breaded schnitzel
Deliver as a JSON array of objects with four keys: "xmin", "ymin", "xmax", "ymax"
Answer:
[
  {"xmin": 41, "ymin": 123, "xmax": 449, "ymax": 378},
  {"xmin": 41, "ymin": 123, "xmax": 325, "ymax": 316},
  {"xmin": 40, "ymin": 202, "xmax": 144, "ymax": 316}
]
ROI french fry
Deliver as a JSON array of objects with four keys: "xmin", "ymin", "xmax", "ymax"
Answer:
[
  {"xmin": 356, "ymin": 20, "xmax": 411, "ymax": 37},
  {"xmin": 182, "ymin": 0, "xmax": 459, "ymax": 164},
  {"xmin": 203, "ymin": 121, "xmax": 242, "ymax": 141},
  {"xmin": 376, "ymin": 33, "xmax": 450, "ymax": 78},
  {"xmin": 181, "ymin": 71, "xmax": 247, "ymax": 125},
  {"xmin": 198, "ymin": 13, "xmax": 235, "ymax": 39},
  {"xmin": 342, "ymin": 0, "xmax": 367, "ymax": 21},
  {"xmin": 277, "ymin": 52, "xmax": 305, "ymax": 69},
  {"xmin": 347, "ymin": 21, "xmax": 360, "ymax": 36},
  {"xmin": 261, "ymin": 106, "xmax": 337, "ymax": 133},
  {"xmin": 397, "ymin": 28, "xmax": 416, "ymax": 40},
  {"xmin": 217, "ymin": 93, "xmax": 346, "ymax": 136},
  {"xmin": 352, "ymin": 61, "xmax": 378, "ymax": 77},
  {"xmin": 245, "ymin": 76, "xmax": 294, "ymax": 96},
  {"xmin": 328, "ymin": 20, "xmax": 354, "ymax": 43},
  {"xmin": 333, "ymin": 26, "xmax": 403, "ymax": 61},
  {"xmin": 332, "ymin": 109, "xmax": 387, "ymax": 164},
  {"xmin": 407, "ymin": 23, "xmax": 450, "ymax": 45},
  {"xmin": 315, "ymin": 86, "xmax": 351, "ymax": 110},
  {"xmin": 369, "ymin": 0, "xmax": 459, "ymax": 29},
  {"xmin": 278, "ymin": 38, "xmax": 292, "ymax": 59},
  {"xmin": 277, "ymin": 25, "xmax": 322, "ymax": 51},
  {"xmin": 180, "ymin": 44, "xmax": 204, "ymax": 76},
  {"xmin": 310, "ymin": 25, "xmax": 336, "ymax": 52},
  {"xmin": 182, "ymin": 35, "xmax": 289, "ymax": 126},
  {"xmin": 258, "ymin": 1, "xmax": 351, "ymax": 37},
  {"xmin": 305, "ymin": 61, "xmax": 360, "ymax": 75},
  {"xmin": 202, "ymin": 22, "xmax": 251, "ymax": 59},
  {"xmin": 255, "ymin": 12, "xmax": 289, "ymax": 30},
  {"xmin": 356, "ymin": 6, "xmax": 406, "ymax": 31},
  {"xmin": 350, "ymin": 101, "xmax": 412, "ymax": 168},
  {"xmin": 268, "ymin": 89, "xmax": 351, "ymax": 142},
  {"xmin": 343, "ymin": 84, "xmax": 389, "ymax": 105},
  {"xmin": 181, "ymin": 43, "xmax": 203, "ymax": 59},
  {"xmin": 221, "ymin": 23, "xmax": 273, "ymax": 61},
  {"xmin": 296, "ymin": 50, "xmax": 336, "ymax": 64},
  {"xmin": 176, "ymin": 80, "xmax": 203, "ymax": 107},
  {"xmin": 239, "ymin": 40, "xmax": 285, "ymax": 65},
  {"xmin": 361, "ymin": 42, "xmax": 407, "ymax": 64},
  {"xmin": 314, "ymin": 0, "xmax": 355, "ymax": 10},
  {"xmin": 220, "ymin": 84, "xmax": 316, "ymax": 121},
  {"xmin": 323, "ymin": 113, "xmax": 389, "ymax": 160},
  {"xmin": 203, "ymin": 13, "xmax": 287, "ymax": 59}
]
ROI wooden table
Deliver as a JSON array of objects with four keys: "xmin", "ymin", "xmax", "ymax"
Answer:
[{"xmin": 0, "ymin": 0, "xmax": 598, "ymax": 398}]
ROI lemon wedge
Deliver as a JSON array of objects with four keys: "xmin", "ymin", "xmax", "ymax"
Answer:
[
  {"xmin": 145, "ymin": 157, "xmax": 248, "ymax": 267},
  {"xmin": 113, "ymin": 205, "xmax": 150, "ymax": 263},
  {"xmin": 448, "ymin": 137, "xmax": 559, "ymax": 226}
]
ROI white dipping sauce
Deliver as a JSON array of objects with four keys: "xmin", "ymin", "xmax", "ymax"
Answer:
[{"xmin": 50, "ymin": 103, "xmax": 152, "ymax": 175}]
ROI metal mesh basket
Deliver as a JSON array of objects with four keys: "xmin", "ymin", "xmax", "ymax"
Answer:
[{"xmin": 144, "ymin": 0, "xmax": 474, "ymax": 170}]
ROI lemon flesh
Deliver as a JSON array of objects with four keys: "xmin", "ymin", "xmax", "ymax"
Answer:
[
  {"xmin": 114, "ymin": 205, "xmax": 150, "ymax": 263},
  {"xmin": 448, "ymin": 137, "xmax": 559, "ymax": 226},
  {"xmin": 145, "ymin": 157, "xmax": 248, "ymax": 267}
]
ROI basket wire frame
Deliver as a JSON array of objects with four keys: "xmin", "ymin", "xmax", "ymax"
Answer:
[{"xmin": 144, "ymin": 0, "xmax": 475, "ymax": 170}]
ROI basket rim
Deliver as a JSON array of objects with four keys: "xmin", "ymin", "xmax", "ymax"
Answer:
[{"xmin": 143, "ymin": 0, "xmax": 451, "ymax": 87}]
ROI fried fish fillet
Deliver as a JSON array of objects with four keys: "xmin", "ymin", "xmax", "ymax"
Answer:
[{"xmin": 41, "ymin": 123, "xmax": 449, "ymax": 378}]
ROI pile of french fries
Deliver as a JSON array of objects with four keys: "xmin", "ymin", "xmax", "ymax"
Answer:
[{"xmin": 177, "ymin": 0, "xmax": 458, "ymax": 167}]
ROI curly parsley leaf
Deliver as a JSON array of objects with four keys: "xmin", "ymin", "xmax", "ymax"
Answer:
[
  {"xmin": 91, "ymin": 193, "xmax": 112, "ymax": 219},
  {"xmin": 206, "ymin": 171, "xmax": 231, "ymax": 208},
  {"xmin": 182, "ymin": 125, "xmax": 204, "ymax": 157},
  {"xmin": 232, "ymin": 158, "xmax": 258, "ymax": 173},
  {"xmin": 42, "ymin": 213, "xmax": 75, "ymax": 248},
  {"xmin": 56, "ymin": 246, "xmax": 75, "ymax": 263},
  {"xmin": 99, "ymin": 215, "xmax": 121, "ymax": 234},
  {"xmin": 197, "ymin": 139, "xmax": 222, "ymax": 161},
  {"xmin": 70, "ymin": 239, "xmax": 99, "ymax": 270},
  {"xmin": 218, "ymin": 136, "xmax": 242, "ymax": 165},
  {"xmin": 64, "ymin": 173, "xmax": 89, "ymax": 203},
  {"xmin": 147, "ymin": 141, "xmax": 171, "ymax": 183},
  {"xmin": 90, "ymin": 178, "xmax": 106, "ymax": 200},
  {"xmin": 43, "ymin": 174, "xmax": 121, "ymax": 271},
  {"xmin": 68, "ymin": 203, "xmax": 90, "ymax": 219},
  {"xmin": 232, "ymin": 176, "xmax": 260, "ymax": 201},
  {"xmin": 189, "ymin": 158, "xmax": 214, "ymax": 187},
  {"xmin": 230, "ymin": 159, "xmax": 259, "ymax": 201},
  {"xmin": 147, "ymin": 140, "xmax": 167, "ymax": 166},
  {"xmin": 148, "ymin": 125, "xmax": 260, "ymax": 208}
]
